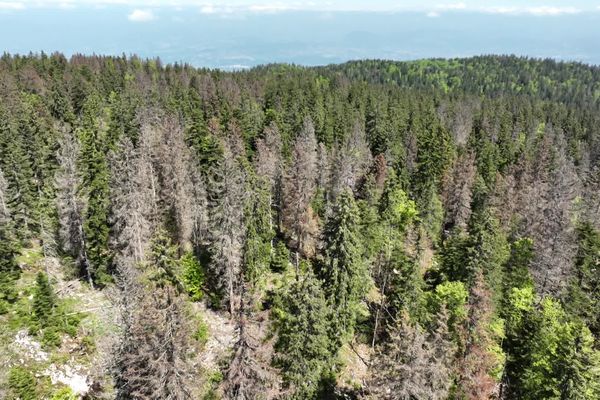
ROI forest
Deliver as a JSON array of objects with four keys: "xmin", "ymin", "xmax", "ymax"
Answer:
[{"xmin": 0, "ymin": 53, "xmax": 599, "ymax": 399}]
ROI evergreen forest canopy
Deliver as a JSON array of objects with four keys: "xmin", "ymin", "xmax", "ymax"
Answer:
[{"xmin": 1, "ymin": 53, "xmax": 600, "ymax": 399}]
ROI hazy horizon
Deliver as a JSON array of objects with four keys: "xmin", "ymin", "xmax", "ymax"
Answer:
[{"xmin": 1, "ymin": 1, "xmax": 600, "ymax": 69}]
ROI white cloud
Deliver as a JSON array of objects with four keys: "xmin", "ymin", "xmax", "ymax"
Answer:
[
  {"xmin": 2, "ymin": 1, "xmax": 595, "ymax": 16},
  {"xmin": 199, "ymin": 4, "xmax": 238, "ymax": 15},
  {"xmin": 199, "ymin": 3, "xmax": 296, "ymax": 16},
  {"xmin": 436, "ymin": 2, "xmax": 466, "ymax": 11},
  {"xmin": 424, "ymin": 2, "xmax": 465, "ymax": 17},
  {"xmin": 128, "ymin": 8, "xmax": 155, "ymax": 21},
  {"xmin": 527, "ymin": 6, "xmax": 580, "ymax": 16},
  {"xmin": 484, "ymin": 6, "xmax": 581, "ymax": 16},
  {"xmin": 199, "ymin": 4, "xmax": 215, "ymax": 14},
  {"xmin": 57, "ymin": 1, "xmax": 75, "ymax": 9},
  {"xmin": 248, "ymin": 4, "xmax": 294, "ymax": 13},
  {"xmin": 0, "ymin": 1, "xmax": 25, "ymax": 9}
]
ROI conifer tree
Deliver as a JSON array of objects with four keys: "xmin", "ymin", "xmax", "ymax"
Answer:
[
  {"xmin": 243, "ymin": 174, "xmax": 274, "ymax": 286},
  {"xmin": 320, "ymin": 188, "xmax": 368, "ymax": 347},
  {"xmin": 564, "ymin": 222, "xmax": 600, "ymax": 339},
  {"xmin": 154, "ymin": 115, "xmax": 198, "ymax": 250},
  {"xmin": 456, "ymin": 272, "xmax": 505, "ymax": 400},
  {"xmin": 521, "ymin": 298, "xmax": 600, "ymax": 400},
  {"xmin": 371, "ymin": 174, "xmax": 418, "ymax": 344},
  {"xmin": 367, "ymin": 311, "xmax": 455, "ymax": 400},
  {"xmin": 207, "ymin": 134, "xmax": 247, "ymax": 313},
  {"xmin": 0, "ymin": 167, "xmax": 20, "ymax": 309},
  {"xmin": 0, "ymin": 220, "xmax": 19, "ymax": 309},
  {"xmin": 77, "ymin": 96, "xmax": 111, "ymax": 285},
  {"xmin": 330, "ymin": 121, "xmax": 372, "ymax": 198},
  {"xmin": 270, "ymin": 240, "xmax": 291, "ymax": 272},
  {"xmin": 0, "ymin": 111, "xmax": 37, "ymax": 240},
  {"xmin": 56, "ymin": 126, "xmax": 94, "ymax": 286},
  {"xmin": 411, "ymin": 102, "xmax": 454, "ymax": 198},
  {"xmin": 223, "ymin": 284, "xmax": 279, "ymax": 400},
  {"xmin": 254, "ymin": 121, "xmax": 283, "ymax": 243},
  {"xmin": 108, "ymin": 135, "xmax": 157, "ymax": 270},
  {"xmin": 274, "ymin": 271, "xmax": 332, "ymax": 399},
  {"xmin": 281, "ymin": 116, "xmax": 319, "ymax": 263},
  {"xmin": 116, "ymin": 229, "xmax": 191, "ymax": 400},
  {"xmin": 32, "ymin": 272, "xmax": 56, "ymax": 328}
]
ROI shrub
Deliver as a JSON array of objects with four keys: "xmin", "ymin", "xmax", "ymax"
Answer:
[
  {"xmin": 193, "ymin": 318, "xmax": 209, "ymax": 347},
  {"xmin": 181, "ymin": 252, "xmax": 205, "ymax": 301},
  {"xmin": 8, "ymin": 366, "xmax": 37, "ymax": 400},
  {"xmin": 51, "ymin": 387, "xmax": 77, "ymax": 400}
]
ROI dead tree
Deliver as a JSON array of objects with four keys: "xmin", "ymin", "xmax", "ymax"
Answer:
[{"xmin": 55, "ymin": 126, "xmax": 93, "ymax": 287}]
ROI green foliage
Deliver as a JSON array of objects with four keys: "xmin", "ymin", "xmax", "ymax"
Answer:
[
  {"xmin": 270, "ymin": 240, "xmax": 291, "ymax": 272},
  {"xmin": 388, "ymin": 249, "xmax": 424, "ymax": 321},
  {"xmin": 51, "ymin": 387, "xmax": 78, "ymax": 400},
  {"xmin": 320, "ymin": 189, "xmax": 369, "ymax": 347},
  {"xmin": 274, "ymin": 272, "xmax": 332, "ymax": 399},
  {"xmin": 193, "ymin": 318, "xmax": 209, "ymax": 347},
  {"xmin": 521, "ymin": 299, "xmax": 600, "ymax": 400},
  {"xmin": 0, "ymin": 120, "xmax": 38, "ymax": 240},
  {"xmin": 438, "ymin": 230, "xmax": 471, "ymax": 282},
  {"xmin": 0, "ymin": 225, "xmax": 20, "ymax": 311},
  {"xmin": 503, "ymin": 238, "xmax": 535, "ymax": 294},
  {"xmin": 181, "ymin": 252, "xmax": 205, "ymax": 301},
  {"xmin": 376, "ymin": 173, "xmax": 418, "ymax": 263},
  {"xmin": 148, "ymin": 228, "xmax": 182, "ymax": 290},
  {"xmin": 201, "ymin": 369, "xmax": 224, "ymax": 400},
  {"xmin": 425, "ymin": 280, "xmax": 468, "ymax": 334},
  {"xmin": 417, "ymin": 183, "xmax": 444, "ymax": 242},
  {"xmin": 243, "ymin": 176, "xmax": 274, "ymax": 286},
  {"xmin": 29, "ymin": 272, "xmax": 83, "ymax": 348},
  {"xmin": 310, "ymin": 187, "xmax": 327, "ymax": 219},
  {"xmin": 77, "ymin": 95, "xmax": 111, "ymax": 285},
  {"xmin": 1, "ymin": 53, "xmax": 600, "ymax": 399},
  {"xmin": 8, "ymin": 366, "xmax": 38, "ymax": 400},
  {"xmin": 564, "ymin": 222, "xmax": 600, "ymax": 338},
  {"xmin": 467, "ymin": 209, "xmax": 510, "ymax": 296},
  {"xmin": 81, "ymin": 334, "xmax": 96, "ymax": 353},
  {"xmin": 502, "ymin": 284, "xmax": 600, "ymax": 400},
  {"xmin": 379, "ymin": 174, "xmax": 418, "ymax": 230},
  {"xmin": 439, "ymin": 208, "xmax": 509, "ymax": 294},
  {"xmin": 487, "ymin": 317, "xmax": 507, "ymax": 380},
  {"xmin": 412, "ymin": 103, "xmax": 454, "ymax": 196},
  {"xmin": 185, "ymin": 96, "xmax": 224, "ymax": 175},
  {"xmin": 32, "ymin": 272, "xmax": 56, "ymax": 327},
  {"xmin": 356, "ymin": 197, "xmax": 381, "ymax": 262}
]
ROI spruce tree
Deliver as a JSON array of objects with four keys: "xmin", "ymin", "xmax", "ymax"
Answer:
[
  {"xmin": 32, "ymin": 272, "xmax": 56, "ymax": 328},
  {"xmin": 77, "ymin": 95, "xmax": 111, "ymax": 285},
  {"xmin": 371, "ymin": 174, "xmax": 418, "ymax": 344},
  {"xmin": 564, "ymin": 222, "xmax": 600, "ymax": 339},
  {"xmin": 0, "ymin": 168, "xmax": 19, "ymax": 309},
  {"xmin": 367, "ymin": 312, "xmax": 455, "ymax": 400},
  {"xmin": 0, "ymin": 112, "xmax": 37, "ymax": 240},
  {"xmin": 0, "ymin": 224, "xmax": 20, "ymax": 310},
  {"xmin": 521, "ymin": 298, "xmax": 600, "ymax": 400},
  {"xmin": 274, "ymin": 271, "xmax": 332, "ymax": 399},
  {"xmin": 243, "ymin": 175, "xmax": 274, "ymax": 286},
  {"xmin": 320, "ymin": 188, "xmax": 368, "ymax": 347},
  {"xmin": 116, "ymin": 229, "xmax": 191, "ymax": 400}
]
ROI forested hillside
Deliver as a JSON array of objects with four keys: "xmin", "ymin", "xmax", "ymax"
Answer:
[{"xmin": 1, "ymin": 53, "xmax": 600, "ymax": 399}]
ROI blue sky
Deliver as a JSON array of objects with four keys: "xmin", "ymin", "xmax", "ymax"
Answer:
[{"xmin": 1, "ymin": 1, "xmax": 600, "ymax": 68}]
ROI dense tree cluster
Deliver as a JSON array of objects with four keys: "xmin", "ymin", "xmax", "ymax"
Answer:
[{"xmin": 1, "ymin": 53, "xmax": 600, "ymax": 399}]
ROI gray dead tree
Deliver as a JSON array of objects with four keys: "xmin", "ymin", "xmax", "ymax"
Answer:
[
  {"xmin": 281, "ymin": 117, "xmax": 319, "ymax": 264},
  {"xmin": 208, "ymin": 132, "xmax": 247, "ymax": 314},
  {"xmin": 55, "ymin": 126, "xmax": 93, "ymax": 287}
]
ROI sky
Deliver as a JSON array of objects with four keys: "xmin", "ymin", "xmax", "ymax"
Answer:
[{"xmin": 1, "ymin": 1, "xmax": 600, "ymax": 69}]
